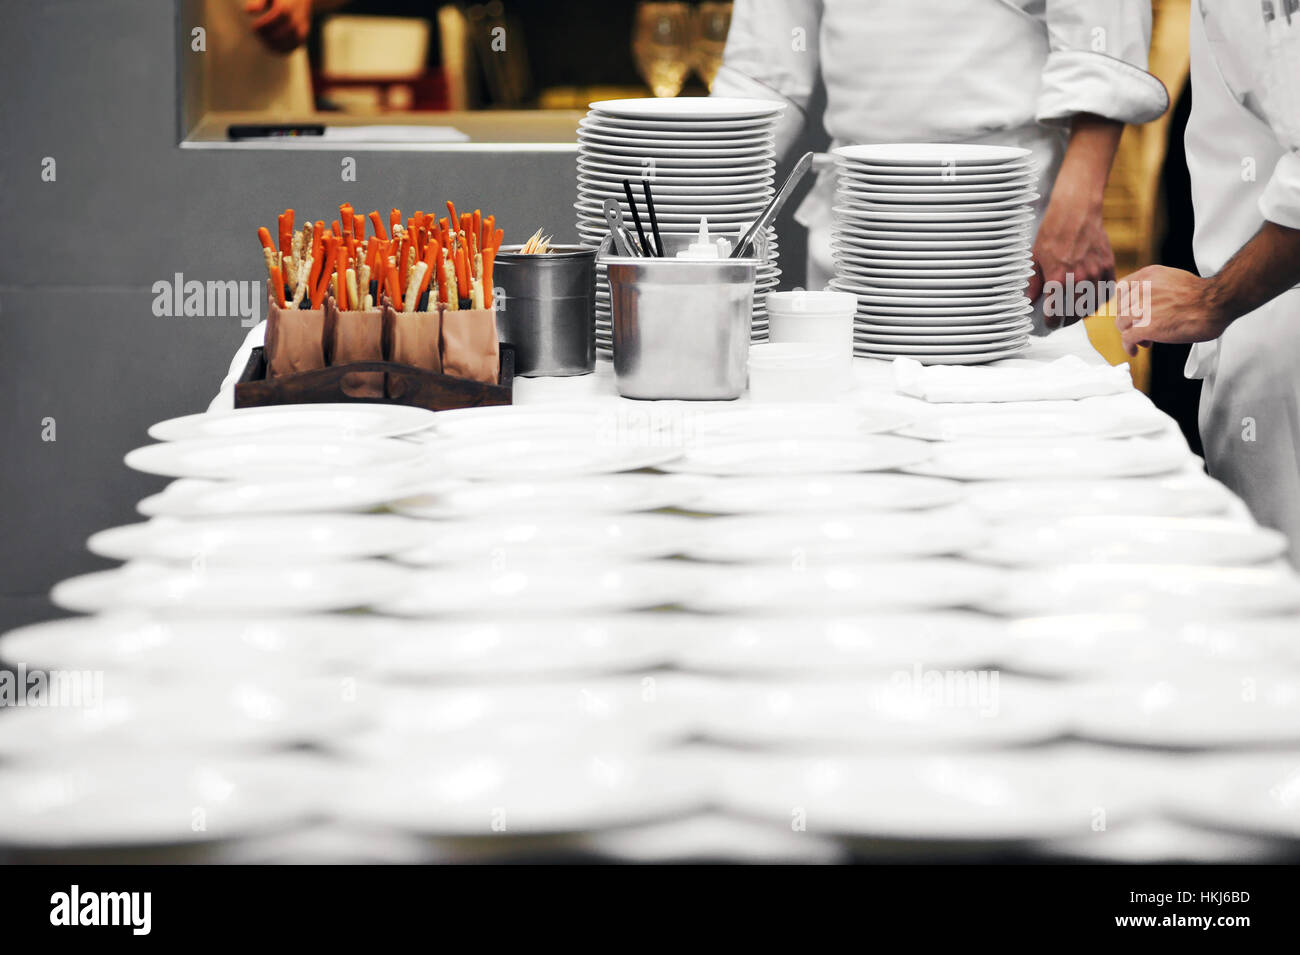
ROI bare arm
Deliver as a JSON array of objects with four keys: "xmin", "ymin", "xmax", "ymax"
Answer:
[
  {"xmin": 1117, "ymin": 221, "xmax": 1300, "ymax": 355},
  {"xmin": 1028, "ymin": 114, "xmax": 1124, "ymax": 328}
]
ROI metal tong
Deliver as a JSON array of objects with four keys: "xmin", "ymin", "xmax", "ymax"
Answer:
[{"xmin": 731, "ymin": 151, "xmax": 815, "ymax": 259}]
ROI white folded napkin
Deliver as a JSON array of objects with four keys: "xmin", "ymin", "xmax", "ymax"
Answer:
[{"xmin": 893, "ymin": 355, "xmax": 1132, "ymax": 403}]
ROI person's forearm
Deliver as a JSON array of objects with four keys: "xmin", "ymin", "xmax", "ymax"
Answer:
[
  {"xmin": 1203, "ymin": 221, "xmax": 1300, "ymax": 325},
  {"xmin": 1052, "ymin": 114, "xmax": 1124, "ymax": 207}
]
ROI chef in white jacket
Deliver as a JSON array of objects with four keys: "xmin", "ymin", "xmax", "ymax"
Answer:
[
  {"xmin": 1117, "ymin": 1, "xmax": 1300, "ymax": 563},
  {"xmin": 713, "ymin": 0, "xmax": 1169, "ymax": 332}
]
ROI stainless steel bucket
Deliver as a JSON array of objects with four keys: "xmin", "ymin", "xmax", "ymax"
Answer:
[
  {"xmin": 606, "ymin": 256, "xmax": 758, "ymax": 400},
  {"xmin": 493, "ymin": 244, "xmax": 597, "ymax": 377}
]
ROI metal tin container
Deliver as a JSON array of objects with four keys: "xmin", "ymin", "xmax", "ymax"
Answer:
[
  {"xmin": 606, "ymin": 256, "xmax": 758, "ymax": 400},
  {"xmin": 493, "ymin": 244, "xmax": 597, "ymax": 377}
]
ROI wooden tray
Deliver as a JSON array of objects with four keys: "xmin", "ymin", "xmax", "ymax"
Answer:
[{"xmin": 234, "ymin": 344, "xmax": 514, "ymax": 412}]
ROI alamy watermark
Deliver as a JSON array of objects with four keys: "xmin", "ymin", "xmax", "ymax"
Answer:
[
  {"xmin": 152, "ymin": 273, "xmax": 262, "ymax": 327},
  {"xmin": 0, "ymin": 664, "xmax": 104, "ymax": 708}
]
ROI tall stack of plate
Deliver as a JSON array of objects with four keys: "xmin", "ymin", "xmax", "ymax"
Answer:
[
  {"xmin": 830, "ymin": 144, "xmax": 1039, "ymax": 365},
  {"xmin": 577, "ymin": 97, "xmax": 785, "ymax": 359}
]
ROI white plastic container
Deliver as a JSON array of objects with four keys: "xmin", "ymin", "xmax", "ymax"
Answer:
[{"xmin": 748, "ymin": 343, "xmax": 844, "ymax": 402}]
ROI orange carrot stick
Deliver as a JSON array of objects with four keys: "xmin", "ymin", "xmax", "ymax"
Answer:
[
  {"xmin": 472, "ymin": 210, "xmax": 482, "ymax": 249},
  {"xmin": 492, "ymin": 228, "xmax": 504, "ymax": 252},
  {"xmin": 446, "ymin": 201, "xmax": 459, "ymax": 232},
  {"xmin": 385, "ymin": 258, "xmax": 402, "ymax": 309},
  {"xmin": 335, "ymin": 244, "xmax": 350, "ymax": 309},
  {"xmin": 339, "ymin": 204, "xmax": 353, "ymax": 239},
  {"xmin": 258, "ymin": 226, "xmax": 275, "ymax": 251},
  {"xmin": 368, "ymin": 211, "xmax": 388, "ymax": 241},
  {"xmin": 390, "ymin": 208, "xmax": 402, "ymax": 237}
]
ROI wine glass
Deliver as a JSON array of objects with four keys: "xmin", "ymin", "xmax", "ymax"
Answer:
[
  {"xmin": 632, "ymin": 2, "xmax": 692, "ymax": 98},
  {"xmin": 692, "ymin": 2, "xmax": 733, "ymax": 91}
]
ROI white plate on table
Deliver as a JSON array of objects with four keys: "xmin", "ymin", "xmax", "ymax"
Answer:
[
  {"xmin": 1003, "ymin": 613, "xmax": 1300, "ymax": 679},
  {"xmin": 685, "ymin": 404, "xmax": 910, "ymax": 440},
  {"xmin": 904, "ymin": 438, "xmax": 1186, "ymax": 480},
  {"xmin": 0, "ymin": 674, "xmax": 365, "ymax": 759},
  {"xmin": 855, "ymin": 344, "xmax": 1030, "ymax": 365},
  {"xmin": 838, "ymin": 179, "xmax": 1036, "ymax": 197},
  {"xmin": 147, "ymin": 403, "xmax": 437, "ymax": 442},
  {"xmin": 435, "ymin": 434, "xmax": 683, "ymax": 480},
  {"xmin": 590, "ymin": 96, "xmax": 786, "ymax": 120},
  {"xmin": 378, "ymin": 561, "xmax": 698, "ymax": 616},
  {"xmin": 391, "ymin": 473, "xmax": 696, "ymax": 518},
  {"xmin": 684, "ymin": 559, "xmax": 1003, "ymax": 614},
  {"xmin": 365, "ymin": 617, "xmax": 679, "ymax": 681},
  {"xmin": 579, "ymin": 177, "xmax": 775, "ymax": 196},
  {"xmin": 660, "ymin": 435, "xmax": 931, "ymax": 476},
  {"xmin": 430, "ymin": 404, "xmax": 630, "ymax": 439},
  {"xmin": 856, "ymin": 327, "xmax": 1031, "ymax": 347},
  {"xmin": 1069, "ymin": 672, "xmax": 1300, "ymax": 749},
  {"xmin": 0, "ymin": 755, "xmax": 322, "ymax": 851},
  {"xmin": 392, "ymin": 513, "xmax": 696, "ymax": 566},
  {"xmin": 0, "ymin": 613, "xmax": 404, "ymax": 675},
  {"xmin": 1170, "ymin": 754, "xmax": 1300, "ymax": 841},
  {"xmin": 579, "ymin": 140, "xmax": 775, "ymax": 160},
  {"xmin": 699, "ymin": 673, "xmax": 1064, "ymax": 749},
  {"xmin": 838, "ymin": 167, "xmax": 1034, "ymax": 185},
  {"xmin": 683, "ymin": 472, "xmax": 963, "ymax": 514},
  {"xmin": 580, "ymin": 116, "xmax": 774, "ymax": 138},
  {"xmin": 836, "ymin": 143, "xmax": 1032, "ymax": 165},
  {"xmin": 898, "ymin": 410, "xmax": 1166, "ymax": 441},
  {"xmin": 579, "ymin": 156, "xmax": 773, "ymax": 176},
  {"xmin": 52, "ymin": 560, "xmax": 408, "ymax": 614},
  {"xmin": 714, "ymin": 745, "xmax": 1167, "ymax": 844},
  {"xmin": 964, "ymin": 476, "xmax": 1232, "ymax": 521},
  {"xmin": 984, "ymin": 563, "xmax": 1300, "ymax": 617},
  {"xmin": 88, "ymin": 514, "xmax": 427, "ymax": 564},
  {"xmin": 125, "ymin": 436, "xmax": 427, "ymax": 480},
  {"xmin": 578, "ymin": 193, "xmax": 768, "ymax": 215},
  {"xmin": 683, "ymin": 508, "xmax": 986, "ymax": 563},
  {"xmin": 137, "ymin": 472, "xmax": 419, "ymax": 518},
  {"xmin": 854, "ymin": 337, "xmax": 1030, "ymax": 357},
  {"xmin": 973, "ymin": 516, "xmax": 1289, "ymax": 567},
  {"xmin": 672, "ymin": 611, "xmax": 1008, "ymax": 674},
  {"xmin": 330, "ymin": 749, "xmax": 702, "ymax": 837}
]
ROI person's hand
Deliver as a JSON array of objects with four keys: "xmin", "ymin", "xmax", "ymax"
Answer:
[
  {"xmin": 1114, "ymin": 265, "xmax": 1231, "ymax": 357},
  {"xmin": 245, "ymin": 0, "xmax": 313, "ymax": 55},
  {"xmin": 1026, "ymin": 183, "xmax": 1117, "ymax": 329}
]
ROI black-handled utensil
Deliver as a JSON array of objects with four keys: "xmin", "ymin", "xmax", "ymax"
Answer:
[
  {"xmin": 642, "ymin": 180, "xmax": 665, "ymax": 258},
  {"xmin": 622, "ymin": 180, "xmax": 653, "ymax": 257}
]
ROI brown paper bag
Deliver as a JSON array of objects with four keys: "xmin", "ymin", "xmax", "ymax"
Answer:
[
  {"xmin": 440, "ymin": 307, "xmax": 500, "ymax": 384},
  {"xmin": 384, "ymin": 303, "xmax": 442, "ymax": 374},
  {"xmin": 326, "ymin": 297, "xmax": 384, "ymax": 398},
  {"xmin": 264, "ymin": 291, "xmax": 326, "ymax": 378}
]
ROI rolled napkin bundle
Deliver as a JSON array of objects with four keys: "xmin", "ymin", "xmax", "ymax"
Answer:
[
  {"xmin": 264, "ymin": 290, "xmax": 327, "ymax": 378},
  {"xmin": 441, "ymin": 307, "xmax": 500, "ymax": 384},
  {"xmin": 326, "ymin": 295, "xmax": 384, "ymax": 398},
  {"xmin": 384, "ymin": 299, "xmax": 442, "ymax": 374},
  {"xmin": 893, "ymin": 355, "xmax": 1132, "ymax": 403}
]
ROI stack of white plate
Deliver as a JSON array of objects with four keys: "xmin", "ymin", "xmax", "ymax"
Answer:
[
  {"xmin": 577, "ymin": 97, "xmax": 786, "ymax": 358},
  {"xmin": 830, "ymin": 144, "xmax": 1039, "ymax": 364}
]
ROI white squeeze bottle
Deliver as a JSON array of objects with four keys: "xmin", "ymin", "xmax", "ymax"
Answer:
[{"xmin": 676, "ymin": 217, "xmax": 732, "ymax": 259}]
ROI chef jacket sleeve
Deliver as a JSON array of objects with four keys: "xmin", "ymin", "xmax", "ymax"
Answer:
[
  {"xmin": 711, "ymin": 0, "xmax": 823, "ymax": 156},
  {"xmin": 1261, "ymin": 153, "xmax": 1300, "ymax": 230},
  {"xmin": 1036, "ymin": 0, "xmax": 1169, "ymax": 126}
]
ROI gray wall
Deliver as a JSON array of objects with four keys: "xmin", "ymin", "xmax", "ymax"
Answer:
[{"xmin": 0, "ymin": 0, "xmax": 820, "ymax": 631}]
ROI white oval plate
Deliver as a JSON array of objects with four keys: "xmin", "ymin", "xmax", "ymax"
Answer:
[
  {"xmin": 0, "ymin": 613, "xmax": 406, "ymax": 675},
  {"xmin": 125, "ymin": 436, "xmax": 427, "ymax": 480},
  {"xmin": 330, "ymin": 750, "xmax": 703, "ymax": 837},
  {"xmin": 88, "ymin": 514, "xmax": 427, "ymax": 564},
  {"xmin": 856, "ymin": 326, "xmax": 1032, "ymax": 347},
  {"xmin": 0, "ymin": 755, "xmax": 323, "ymax": 850},
  {"xmin": 365, "ymin": 618, "xmax": 679, "ymax": 680},
  {"xmin": 838, "ymin": 194, "xmax": 1037, "ymax": 213},
  {"xmin": 148, "ymin": 403, "xmax": 437, "ymax": 442},
  {"xmin": 714, "ymin": 746, "xmax": 1169, "ymax": 843},
  {"xmin": 578, "ymin": 140, "xmax": 774, "ymax": 160},
  {"xmin": 852, "ymin": 336, "xmax": 1030, "ymax": 356},
  {"xmin": 673, "ymin": 611, "xmax": 1007, "ymax": 673},
  {"xmin": 855, "ymin": 344, "xmax": 1029, "ymax": 365},
  {"xmin": 52, "ymin": 560, "xmax": 409, "ymax": 614},
  {"xmin": 965, "ymin": 476, "xmax": 1231, "ymax": 522},
  {"xmin": 834, "ymin": 285, "xmax": 1027, "ymax": 306},
  {"xmin": 684, "ymin": 473, "xmax": 962, "ymax": 514},
  {"xmin": 898, "ymin": 409, "xmax": 1166, "ymax": 441},
  {"xmin": 837, "ymin": 252, "xmax": 1029, "ymax": 271},
  {"xmin": 683, "ymin": 508, "xmax": 986, "ymax": 563},
  {"xmin": 685, "ymin": 403, "xmax": 910, "ymax": 440},
  {"xmin": 392, "ymin": 473, "xmax": 696, "ymax": 518},
  {"xmin": 834, "ymin": 143, "xmax": 1031, "ymax": 165},
  {"xmin": 983, "ymin": 564, "xmax": 1300, "ymax": 617},
  {"xmin": 834, "ymin": 204, "xmax": 1033, "ymax": 224},
  {"xmin": 377, "ymin": 561, "xmax": 699, "ymax": 616},
  {"xmin": 684, "ymin": 559, "xmax": 1003, "ymax": 614},
  {"xmin": 837, "ymin": 177, "xmax": 1035, "ymax": 196},
  {"xmin": 972, "ymin": 516, "xmax": 1288, "ymax": 566},
  {"xmin": 580, "ymin": 116, "xmax": 773, "ymax": 138},
  {"xmin": 578, "ymin": 156, "xmax": 773, "ymax": 175},
  {"xmin": 837, "ymin": 167, "xmax": 1035, "ymax": 185},
  {"xmin": 1069, "ymin": 672, "xmax": 1300, "ymax": 748},
  {"xmin": 136, "ymin": 472, "xmax": 419, "ymax": 518},
  {"xmin": 700, "ymin": 673, "xmax": 1064, "ymax": 749},
  {"xmin": 1171, "ymin": 754, "xmax": 1300, "ymax": 840},
  {"xmin": 0, "ymin": 675, "xmax": 365, "ymax": 759},
  {"xmin": 392, "ymin": 513, "xmax": 696, "ymax": 566},
  {"xmin": 660, "ymin": 435, "xmax": 931, "ymax": 476},
  {"xmin": 435, "ymin": 434, "xmax": 683, "ymax": 480},
  {"xmin": 590, "ymin": 96, "xmax": 785, "ymax": 120},
  {"xmin": 857, "ymin": 306, "xmax": 1036, "ymax": 324},
  {"xmin": 905, "ymin": 438, "xmax": 1186, "ymax": 480}
]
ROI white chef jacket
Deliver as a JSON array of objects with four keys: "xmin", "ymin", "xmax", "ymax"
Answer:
[
  {"xmin": 1184, "ymin": 0, "xmax": 1300, "ymax": 562},
  {"xmin": 713, "ymin": 0, "xmax": 1169, "ymax": 332}
]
